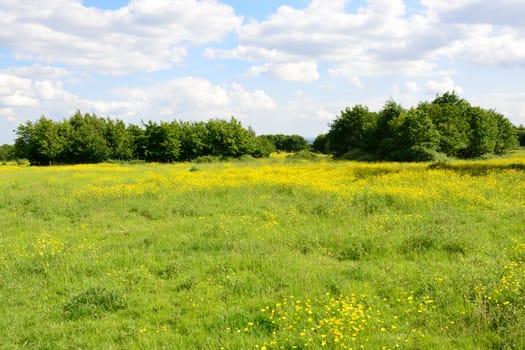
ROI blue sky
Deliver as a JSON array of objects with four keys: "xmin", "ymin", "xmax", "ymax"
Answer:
[{"xmin": 1, "ymin": 0, "xmax": 524, "ymax": 144}]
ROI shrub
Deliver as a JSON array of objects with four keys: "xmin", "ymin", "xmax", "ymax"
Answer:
[{"xmin": 285, "ymin": 150, "xmax": 319, "ymax": 162}]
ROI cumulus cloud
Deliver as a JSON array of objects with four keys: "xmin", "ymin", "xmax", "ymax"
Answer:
[
  {"xmin": 422, "ymin": 0, "xmax": 525, "ymax": 27},
  {"xmin": 210, "ymin": 0, "xmax": 448, "ymax": 85},
  {"xmin": 0, "ymin": 66, "xmax": 276, "ymax": 131},
  {"xmin": 0, "ymin": 69, "xmax": 130, "ymax": 125},
  {"xmin": 0, "ymin": 0, "xmax": 242, "ymax": 74},
  {"xmin": 112, "ymin": 77, "xmax": 275, "ymax": 125},
  {"xmin": 208, "ymin": 0, "xmax": 525, "ymax": 85},
  {"xmin": 245, "ymin": 61, "xmax": 319, "ymax": 82},
  {"xmin": 471, "ymin": 92, "xmax": 525, "ymax": 126},
  {"xmin": 425, "ymin": 77, "xmax": 463, "ymax": 95}
]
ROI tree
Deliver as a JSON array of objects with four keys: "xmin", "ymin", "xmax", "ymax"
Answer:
[
  {"xmin": 259, "ymin": 134, "xmax": 309, "ymax": 153},
  {"xmin": 418, "ymin": 92, "xmax": 471, "ymax": 157},
  {"xmin": 312, "ymin": 134, "xmax": 329, "ymax": 154},
  {"xmin": 143, "ymin": 121, "xmax": 181, "ymax": 162},
  {"xmin": 204, "ymin": 117, "xmax": 255, "ymax": 158},
  {"xmin": 387, "ymin": 108, "xmax": 441, "ymax": 161},
  {"xmin": 460, "ymin": 107, "xmax": 498, "ymax": 158},
  {"xmin": 326, "ymin": 105, "xmax": 377, "ymax": 157},
  {"xmin": 105, "ymin": 118, "xmax": 133, "ymax": 160},
  {"xmin": 66, "ymin": 111, "xmax": 111, "ymax": 163},
  {"xmin": 374, "ymin": 100, "xmax": 405, "ymax": 157},
  {"xmin": 14, "ymin": 120, "xmax": 36, "ymax": 161},
  {"xmin": 0, "ymin": 144, "xmax": 15, "ymax": 162},
  {"xmin": 33, "ymin": 116, "xmax": 66, "ymax": 164},
  {"xmin": 517, "ymin": 125, "xmax": 525, "ymax": 146},
  {"xmin": 126, "ymin": 124, "xmax": 147, "ymax": 160},
  {"xmin": 14, "ymin": 116, "xmax": 66, "ymax": 165},
  {"xmin": 252, "ymin": 136, "xmax": 276, "ymax": 158},
  {"xmin": 492, "ymin": 111, "xmax": 518, "ymax": 154},
  {"xmin": 178, "ymin": 121, "xmax": 207, "ymax": 161}
]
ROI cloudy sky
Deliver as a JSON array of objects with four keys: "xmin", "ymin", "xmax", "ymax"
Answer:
[{"xmin": 1, "ymin": 0, "xmax": 524, "ymax": 144}]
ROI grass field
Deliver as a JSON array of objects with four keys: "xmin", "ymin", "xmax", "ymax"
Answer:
[{"xmin": 1, "ymin": 152, "xmax": 524, "ymax": 349}]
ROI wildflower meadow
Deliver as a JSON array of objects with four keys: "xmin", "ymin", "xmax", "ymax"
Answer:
[{"xmin": 1, "ymin": 152, "xmax": 524, "ymax": 349}]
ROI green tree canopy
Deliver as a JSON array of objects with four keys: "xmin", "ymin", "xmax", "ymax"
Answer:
[{"xmin": 322, "ymin": 92, "xmax": 517, "ymax": 161}]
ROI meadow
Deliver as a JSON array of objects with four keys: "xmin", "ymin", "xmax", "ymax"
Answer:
[{"xmin": 1, "ymin": 152, "xmax": 524, "ymax": 349}]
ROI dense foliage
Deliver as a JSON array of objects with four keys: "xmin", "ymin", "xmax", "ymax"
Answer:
[
  {"xmin": 257, "ymin": 134, "xmax": 309, "ymax": 153},
  {"xmin": 0, "ymin": 144, "xmax": 15, "ymax": 162},
  {"xmin": 517, "ymin": 125, "xmax": 525, "ymax": 146},
  {"xmin": 322, "ymin": 92, "xmax": 519, "ymax": 161},
  {"xmin": 11, "ymin": 92, "xmax": 521, "ymax": 164},
  {"xmin": 13, "ymin": 112, "xmax": 275, "ymax": 165}
]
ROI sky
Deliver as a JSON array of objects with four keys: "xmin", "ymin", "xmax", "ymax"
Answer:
[{"xmin": 1, "ymin": 0, "xmax": 525, "ymax": 144}]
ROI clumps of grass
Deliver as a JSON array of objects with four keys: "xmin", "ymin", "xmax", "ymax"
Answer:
[
  {"xmin": 428, "ymin": 161, "xmax": 525, "ymax": 175},
  {"xmin": 285, "ymin": 150, "xmax": 319, "ymax": 162},
  {"xmin": 441, "ymin": 239, "xmax": 468, "ymax": 255},
  {"xmin": 194, "ymin": 155, "xmax": 220, "ymax": 163},
  {"xmin": 352, "ymin": 167, "xmax": 400, "ymax": 179},
  {"xmin": 63, "ymin": 287, "xmax": 126, "ymax": 320},
  {"xmin": 336, "ymin": 238, "xmax": 373, "ymax": 261},
  {"xmin": 129, "ymin": 206, "xmax": 165, "ymax": 221},
  {"xmin": 468, "ymin": 242, "xmax": 525, "ymax": 349},
  {"xmin": 225, "ymin": 310, "xmax": 277, "ymax": 336},
  {"xmin": 157, "ymin": 262, "xmax": 181, "ymax": 280},
  {"xmin": 354, "ymin": 191, "xmax": 400, "ymax": 216},
  {"xmin": 174, "ymin": 278, "xmax": 195, "ymax": 292},
  {"xmin": 400, "ymin": 232, "xmax": 468, "ymax": 257},
  {"xmin": 401, "ymin": 234, "xmax": 437, "ymax": 255},
  {"xmin": 16, "ymin": 158, "xmax": 30, "ymax": 166}
]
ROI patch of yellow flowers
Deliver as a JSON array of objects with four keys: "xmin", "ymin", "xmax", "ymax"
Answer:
[
  {"xmin": 253, "ymin": 293, "xmax": 372, "ymax": 349},
  {"xmin": 4, "ymin": 159, "xmax": 515, "ymax": 213}
]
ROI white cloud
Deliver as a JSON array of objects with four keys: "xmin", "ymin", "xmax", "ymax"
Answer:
[
  {"xmin": 471, "ymin": 92, "xmax": 525, "ymax": 126},
  {"xmin": 0, "ymin": 68, "xmax": 134, "ymax": 126},
  {"xmin": 207, "ymin": 0, "xmax": 525, "ymax": 85},
  {"xmin": 272, "ymin": 62, "xmax": 320, "ymax": 82},
  {"xmin": 422, "ymin": 1, "xmax": 525, "ymax": 67},
  {"xmin": 244, "ymin": 63, "xmax": 271, "ymax": 78},
  {"xmin": 422, "ymin": 0, "xmax": 525, "ymax": 27},
  {"xmin": 405, "ymin": 81, "xmax": 421, "ymax": 93},
  {"xmin": 0, "ymin": 66, "xmax": 278, "ymax": 134},
  {"xmin": 328, "ymin": 59, "xmax": 437, "ymax": 87},
  {"xmin": 425, "ymin": 77, "xmax": 463, "ymax": 95},
  {"xmin": 112, "ymin": 77, "xmax": 275, "ymax": 124},
  {"xmin": 316, "ymin": 108, "xmax": 335, "ymax": 122},
  {"xmin": 245, "ymin": 61, "xmax": 319, "ymax": 82},
  {"xmin": 0, "ymin": 0, "xmax": 242, "ymax": 74},
  {"xmin": 229, "ymin": 83, "xmax": 276, "ymax": 111},
  {"xmin": 213, "ymin": 0, "xmax": 442, "ymax": 86},
  {"xmin": 6, "ymin": 64, "xmax": 73, "ymax": 81},
  {"xmin": 444, "ymin": 26, "xmax": 525, "ymax": 67}
]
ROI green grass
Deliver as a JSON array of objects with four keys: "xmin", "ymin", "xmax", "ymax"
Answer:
[{"xmin": 0, "ymin": 156, "xmax": 524, "ymax": 349}]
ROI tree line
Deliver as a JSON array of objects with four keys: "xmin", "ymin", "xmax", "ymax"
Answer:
[
  {"xmin": 313, "ymin": 92, "xmax": 520, "ymax": 161},
  {"xmin": 2, "ymin": 92, "xmax": 523, "ymax": 165},
  {"xmin": 10, "ymin": 111, "xmax": 309, "ymax": 165}
]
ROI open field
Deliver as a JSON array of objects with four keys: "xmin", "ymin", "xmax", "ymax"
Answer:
[{"xmin": 1, "ymin": 153, "xmax": 525, "ymax": 349}]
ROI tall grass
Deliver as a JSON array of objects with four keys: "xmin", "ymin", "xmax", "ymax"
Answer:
[{"xmin": 0, "ymin": 153, "xmax": 524, "ymax": 349}]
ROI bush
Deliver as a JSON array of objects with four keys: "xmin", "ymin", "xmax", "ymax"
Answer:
[
  {"xmin": 339, "ymin": 148, "xmax": 376, "ymax": 161},
  {"xmin": 285, "ymin": 150, "xmax": 319, "ymax": 162},
  {"xmin": 16, "ymin": 158, "xmax": 30, "ymax": 167}
]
